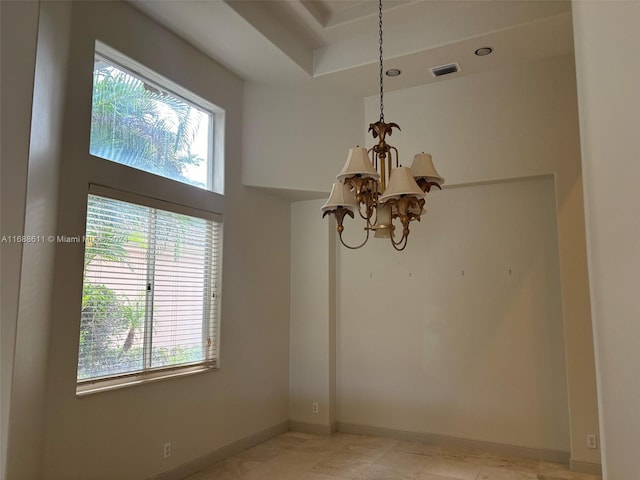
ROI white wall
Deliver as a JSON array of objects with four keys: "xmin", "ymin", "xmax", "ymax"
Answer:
[
  {"xmin": 3, "ymin": 1, "xmax": 71, "ymax": 478},
  {"xmin": 0, "ymin": 2, "xmax": 40, "ymax": 478},
  {"xmin": 242, "ymin": 82, "xmax": 364, "ymax": 194},
  {"xmin": 369, "ymin": 58, "xmax": 576, "ymax": 185},
  {"xmin": 3, "ymin": 2, "xmax": 291, "ymax": 479},
  {"xmin": 290, "ymin": 200, "xmax": 336, "ymax": 431},
  {"xmin": 338, "ymin": 177, "xmax": 569, "ymax": 451},
  {"xmin": 572, "ymin": 2, "xmax": 640, "ymax": 478}
]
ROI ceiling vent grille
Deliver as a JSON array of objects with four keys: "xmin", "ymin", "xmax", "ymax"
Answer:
[{"xmin": 430, "ymin": 62, "xmax": 461, "ymax": 77}]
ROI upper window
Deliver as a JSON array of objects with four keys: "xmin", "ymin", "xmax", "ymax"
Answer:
[{"xmin": 90, "ymin": 45, "xmax": 223, "ymax": 192}]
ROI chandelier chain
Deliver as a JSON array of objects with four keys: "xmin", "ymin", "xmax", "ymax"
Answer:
[{"xmin": 378, "ymin": 0, "xmax": 384, "ymax": 122}]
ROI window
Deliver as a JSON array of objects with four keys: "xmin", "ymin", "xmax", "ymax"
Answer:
[
  {"xmin": 78, "ymin": 43, "xmax": 224, "ymax": 394},
  {"xmin": 78, "ymin": 188, "xmax": 222, "ymax": 387},
  {"xmin": 90, "ymin": 43, "xmax": 223, "ymax": 193}
]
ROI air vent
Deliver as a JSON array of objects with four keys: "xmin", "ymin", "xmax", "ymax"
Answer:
[{"xmin": 430, "ymin": 62, "xmax": 461, "ymax": 77}]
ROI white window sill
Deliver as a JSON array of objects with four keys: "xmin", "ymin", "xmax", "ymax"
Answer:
[{"xmin": 76, "ymin": 363, "xmax": 218, "ymax": 397}]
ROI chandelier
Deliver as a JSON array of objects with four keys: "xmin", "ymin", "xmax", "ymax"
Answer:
[{"xmin": 321, "ymin": 0, "xmax": 444, "ymax": 251}]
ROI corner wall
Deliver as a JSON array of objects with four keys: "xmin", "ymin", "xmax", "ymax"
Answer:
[
  {"xmin": 289, "ymin": 200, "xmax": 336, "ymax": 432},
  {"xmin": 572, "ymin": 2, "xmax": 640, "ymax": 478},
  {"xmin": 3, "ymin": 1, "xmax": 71, "ymax": 478},
  {"xmin": 244, "ymin": 72, "xmax": 364, "ymax": 438},
  {"xmin": 0, "ymin": 2, "xmax": 40, "ymax": 478}
]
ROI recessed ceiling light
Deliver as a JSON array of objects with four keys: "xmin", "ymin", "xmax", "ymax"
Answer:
[
  {"xmin": 385, "ymin": 68, "xmax": 401, "ymax": 77},
  {"xmin": 474, "ymin": 47, "xmax": 493, "ymax": 56}
]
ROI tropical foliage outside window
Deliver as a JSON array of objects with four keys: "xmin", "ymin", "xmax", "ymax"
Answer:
[{"xmin": 90, "ymin": 54, "xmax": 213, "ymax": 189}]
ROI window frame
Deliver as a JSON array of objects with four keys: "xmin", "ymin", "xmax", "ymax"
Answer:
[
  {"xmin": 77, "ymin": 186, "xmax": 223, "ymax": 397},
  {"xmin": 91, "ymin": 41, "xmax": 225, "ymax": 195},
  {"xmin": 77, "ymin": 42, "xmax": 225, "ymax": 396}
]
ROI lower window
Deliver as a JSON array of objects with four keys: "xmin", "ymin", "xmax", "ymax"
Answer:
[{"xmin": 77, "ymin": 189, "xmax": 221, "ymax": 391}]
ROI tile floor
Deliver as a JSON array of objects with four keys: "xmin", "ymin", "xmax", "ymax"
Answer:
[{"xmin": 185, "ymin": 431, "xmax": 602, "ymax": 480}]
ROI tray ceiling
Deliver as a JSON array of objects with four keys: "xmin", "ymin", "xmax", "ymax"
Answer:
[{"xmin": 130, "ymin": 0, "xmax": 574, "ymax": 96}]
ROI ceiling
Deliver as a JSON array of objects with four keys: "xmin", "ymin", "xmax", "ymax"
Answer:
[{"xmin": 130, "ymin": 0, "xmax": 574, "ymax": 97}]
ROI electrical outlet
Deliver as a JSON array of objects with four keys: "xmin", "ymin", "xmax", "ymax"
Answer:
[
  {"xmin": 163, "ymin": 442, "xmax": 172, "ymax": 458},
  {"xmin": 312, "ymin": 402, "xmax": 319, "ymax": 414},
  {"xmin": 587, "ymin": 434, "xmax": 598, "ymax": 449}
]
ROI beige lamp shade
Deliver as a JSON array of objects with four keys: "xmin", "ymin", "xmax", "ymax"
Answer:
[
  {"xmin": 337, "ymin": 147, "xmax": 380, "ymax": 182},
  {"xmin": 321, "ymin": 182, "xmax": 358, "ymax": 213},
  {"xmin": 410, "ymin": 153, "xmax": 444, "ymax": 185},
  {"xmin": 379, "ymin": 167, "xmax": 425, "ymax": 202}
]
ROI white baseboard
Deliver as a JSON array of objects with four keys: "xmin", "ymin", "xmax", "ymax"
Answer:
[
  {"xmin": 288, "ymin": 421, "xmax": 337, "ymax": 436},
  {"xmin": 570, "ymin": 459, "xmax": 603, "ymax": 475},
  {"xmin": 149, "ymin": 419, "xmax": 601, "ymax": 479},
  {"xmin": 336, "ymin": 422, "xmax": 572, "ymax": 465},
  {"xmin": 149, "ymin": 421, "xmax": 288, "ymax": 480}
]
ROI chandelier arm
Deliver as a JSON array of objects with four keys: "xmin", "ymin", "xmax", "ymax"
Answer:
[
  {"xmin": 390, "ymin": 231, "xmax": 409, "ymax": 251},
  {"xmin": 354, "ymin": 180, "xmax": 379, "ymax": 220},
  {"xmin": 368, "ymin": 147, "xmax": 377, "ymax": 170},
  {"xmin": 387, "ymin": 198, "xmax": 414, "ymax": 250},
  {"xmin": 356, "ymin": 201, "xmax": 374, "ymax": 221},
  {"xmin": 371, "ymin": 202, "xmax": 381, "ymax": 226},
  {"xmin": 391, "ymin": 146, "xmax": 400, "ymax": 168},
  {"xmin": 338, "ymin": 227, "xmax": 371, "ymax": 250}
]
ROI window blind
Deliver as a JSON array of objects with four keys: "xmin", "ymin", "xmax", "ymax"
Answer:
[{"xmin": 78, "ymin": 193, "xmax": 221, "ymax": 383}]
